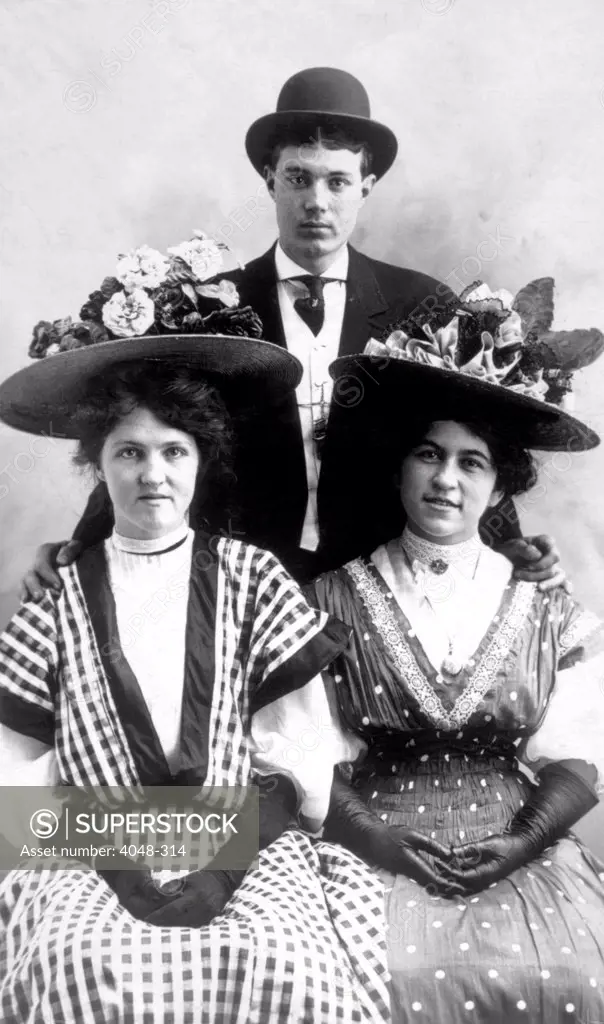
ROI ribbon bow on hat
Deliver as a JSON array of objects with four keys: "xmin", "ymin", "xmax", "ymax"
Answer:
[{"xmin": 329, "ymin": 279, "xmax": 602, "ymax": 453}]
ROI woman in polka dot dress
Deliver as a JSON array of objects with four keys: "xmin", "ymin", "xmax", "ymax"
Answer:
[{"xmin": 307, "ymin": 339, "xmax": 604, "ymax": 1023}]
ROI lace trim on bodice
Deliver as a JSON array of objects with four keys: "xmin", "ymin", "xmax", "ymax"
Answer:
[{"xmin": 345, "ymin": 559, "xmax": 536, "ymax": 730}]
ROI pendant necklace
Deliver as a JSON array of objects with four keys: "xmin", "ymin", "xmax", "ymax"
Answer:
[
  {"xmin": 425, "ymin": 587, "xmax": 467, "ymax": 677},
  {"xmin": 440, "ymin": 641, "xmax": 465, "ymax": 677},
  {"xmin": 400, "ymin": 538, "xmax": 482, "ymax": 677}
]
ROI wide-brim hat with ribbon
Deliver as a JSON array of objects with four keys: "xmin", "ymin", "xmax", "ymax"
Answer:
[
  {"xmin": 0, "ymin": 232, "xmax": 302, "ymax": 440},
  {"xmin": 329, "ymin": 279, "xmax": 603, "ymax": 452},
  {"xmin": 245, "ymin": 66, "xmax": 398, "ymax": 181}
]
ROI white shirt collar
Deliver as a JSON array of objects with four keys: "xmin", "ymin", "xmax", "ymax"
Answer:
[
  {"xmin": 275, "ymin": 242, "xmax": 349, "ymax": 282},
  {"xmin": 109, "ymin": 521, "xmax": 191, "ymax": 556}
]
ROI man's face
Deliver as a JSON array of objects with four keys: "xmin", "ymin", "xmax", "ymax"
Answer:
[{"xmin": 266, "ymin": 143, "xmax": 376, "ymax": 269}]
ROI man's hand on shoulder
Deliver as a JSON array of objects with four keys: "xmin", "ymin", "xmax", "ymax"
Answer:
[
  {"xmin": 20, "ymin": 540, "xmax": 83, "ymax": 602},
  {"xmin": 498, "ymin": 534, "xmax": 572, "ymax": 593}
]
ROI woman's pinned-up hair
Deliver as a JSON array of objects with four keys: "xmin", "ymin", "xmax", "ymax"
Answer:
[
  {"xmin": 357, "ymin": 400, "xmax": 538, "ymax": 502},
  {"xmin": 70, "ymin": 360, "xmax": 239, "ymax": 534},
  {"xmin": 397, "ymin": 413, "xmax": 539, "ymax": 500}
]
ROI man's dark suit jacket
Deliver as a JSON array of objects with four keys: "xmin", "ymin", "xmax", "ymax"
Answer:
[{"xmin": 74, "ymin": 244, "xmax": 519, "ymax": 579}]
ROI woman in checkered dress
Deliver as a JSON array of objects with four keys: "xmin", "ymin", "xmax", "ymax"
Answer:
[{"xmin": 0, "ymin": 341, "xmax": 449, "ymax": 1024}]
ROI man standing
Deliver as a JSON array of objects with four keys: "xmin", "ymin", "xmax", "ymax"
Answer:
[
  {"xmin": 213, "ymin": 67, "xmax": 461, "ymax": 578},
  {"xmin": 22, "ymin": 67, "xmax": 561, "ymax": 593},
  {"xmin": 210, "ymin": 67, "xmax": 547, "ymax": 580}
]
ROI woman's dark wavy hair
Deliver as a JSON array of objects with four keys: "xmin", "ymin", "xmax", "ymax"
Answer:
[
  {"xmin": 71, "ymin": 360, "xmax": 239, "ymax": 534},
  {"xmin": 398, "ymin": 413, "xmax": 539, "ymax": 498}
]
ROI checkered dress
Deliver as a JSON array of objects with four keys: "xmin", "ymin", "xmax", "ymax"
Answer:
[{"xmin": 0, "ymin": 535, "xmax": 390, "ymax": 1024}]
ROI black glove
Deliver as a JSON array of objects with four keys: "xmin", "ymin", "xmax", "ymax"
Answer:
[
  {"xmin": 102, "ymin": 773, "xmax": 298, "ymax": 926},
  {"xmin": 324, "ymin": 769, "xmax": 461, "ymax": 895},
  {"xmin": 251, "ymin": 771, "xmax": 299, "ymax": 847},
  {"xmin": 447, "ymin": 761, "xmax": 598, "ymax": 895}
]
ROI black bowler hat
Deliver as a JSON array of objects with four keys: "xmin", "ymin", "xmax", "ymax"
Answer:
[{"xmin": 245, "ymin": 67, "xmax": 398, "ymax": 181}]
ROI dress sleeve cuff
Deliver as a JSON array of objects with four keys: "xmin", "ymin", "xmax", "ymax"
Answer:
[
  {"xmin": 524, "ymin": 653, "xmax": 604, "ymax": 795},
  {"xmin": 250, "ymin": 615, "xmax": 350, "ymax": 715},
  {"xmin": 0, "ymin": 691, "xmax": 55, "ymax": 746}
]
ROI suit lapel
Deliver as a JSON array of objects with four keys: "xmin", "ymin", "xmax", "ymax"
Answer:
[
  {"xmin": 237, "ymin": 245, "xmax": 285, "ymax": 349},
  {"xmin": 229, "ymin": 245, "xmax": 307, "ymax": 549},
  {"xmin": 338, "ymin": 246, "xmax": 390, "ymax": 356},
  {"xmin": 317, "ymin": 249, "xmax": 393, "ymax": 550}
]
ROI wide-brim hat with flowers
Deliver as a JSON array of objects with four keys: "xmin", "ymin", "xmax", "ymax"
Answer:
[
  {"xmin": 329, "ymin": 279, "xmax": 603, "ymax": 452},
  {"xmin": 0, "ymin": 232, "xmax": 302, "ymax": 439},
  {"xmin": 245, "ymin": 67, "xmax": 398, "ymax": 181}
]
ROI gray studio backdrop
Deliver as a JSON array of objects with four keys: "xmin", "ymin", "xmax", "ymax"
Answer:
[{"xmin": 1, "ymin": 0, "xmax": 603, "ymax": 852}]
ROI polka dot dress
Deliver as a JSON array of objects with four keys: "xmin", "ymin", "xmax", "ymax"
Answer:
[
  {"xmin": 308, "ymin": 560, "xmax": 604, "ymax": 1023},
  {"xmin": 380, "ymin": 754, "xmax": 604, "ymax": 1024}
]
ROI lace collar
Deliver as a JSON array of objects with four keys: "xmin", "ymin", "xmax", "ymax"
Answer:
[{"xmin": 400, "ymin": 525, "xmax": 484, "ymax": 578}]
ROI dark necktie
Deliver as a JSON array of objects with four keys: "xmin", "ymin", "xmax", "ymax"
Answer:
[{"xmin": 290, "ymin": 275, "xmax": 334, "ymax": 336}]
